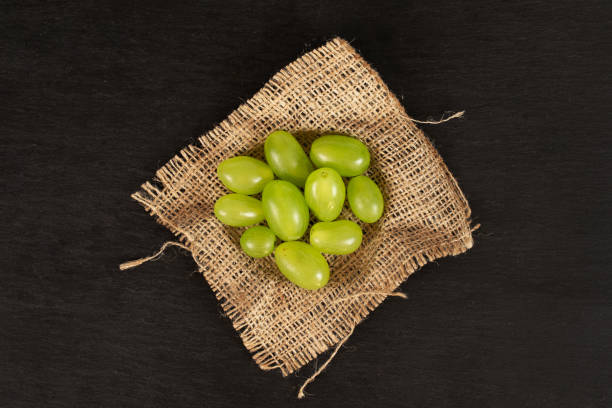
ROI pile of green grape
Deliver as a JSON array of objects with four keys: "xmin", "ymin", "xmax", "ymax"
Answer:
[{"xmin": 214, "ymin": 130, "xmax": 384, "ymax": 290}]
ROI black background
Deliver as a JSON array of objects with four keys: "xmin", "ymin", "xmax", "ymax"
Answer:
[{"xmin": 2, "ymin": 1, "xmax": 611, "ymax": 407}]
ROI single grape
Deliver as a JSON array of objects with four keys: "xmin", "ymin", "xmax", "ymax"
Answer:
[
  {"xmin": 347, "ymin": 176, "xmax": 384, "ymax": 223},
  {"xmin": 262, "ymin": 180, "xmax": 309, "ymax": 241},
  {"xmin": 264, "ymin": 130, "xmax": 313, "ymax": 187},
  {"xmin": 217, "ymin": 156, "xmax": 274, "ymax": 195},
  {"xmin": 274, "ymin": 241, "xmax": 329, "ymax": 290},
  {"xmin": 304, "ymin": 167, "xmax": 345, "ymax": 221},
  {"xmin": 240, "ymin": 226, "xmax": 276, "ymax": 258},
  {"xmin": 214, "ymin": 194, "xmax": 264, "ymax": 227},
  {"xmin": 310, "ymin": 220, "xmax": 362, "ymax": 255},
  {"xmin": 310, "ymin": 135, "xmax": 370, "ymax": 177}
]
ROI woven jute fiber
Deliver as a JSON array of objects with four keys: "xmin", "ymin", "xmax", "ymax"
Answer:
[{"xmin": 132, "ymin": 37, "xmax": 474, "ymax": 376}]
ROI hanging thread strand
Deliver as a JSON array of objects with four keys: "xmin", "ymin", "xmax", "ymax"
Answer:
[
  {"xmin": 119, "ymin": 241, "xmax": 190, "ymax": 270},
  {"xmin": 297, "ymin": 326, "xmax": 354, "ymax": 399},
  {"xmin": 410, "ymin": 110, "xmax": 464, "ymax": 124},
  {"xmin": 297, "ymin": 290, "xmax": 407, "ymax": 399}
]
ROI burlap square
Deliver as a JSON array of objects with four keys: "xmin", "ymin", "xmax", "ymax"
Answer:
[{"xmin": 132, "ymin": 37, "xmax": 474, "ymax": 376}]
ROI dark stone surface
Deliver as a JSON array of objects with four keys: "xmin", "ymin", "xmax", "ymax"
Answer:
[{"xmin": 2, "ymin": 1, "xmax": 611, "ymax": 406}]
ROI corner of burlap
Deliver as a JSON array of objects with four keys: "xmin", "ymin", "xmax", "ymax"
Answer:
[{"xmin": 131, "ymin": 37, "xmax": 474, "ymax": 376}]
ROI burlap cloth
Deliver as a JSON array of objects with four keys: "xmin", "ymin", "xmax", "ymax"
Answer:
[{"xmin": 132, "ymin": 38, "xmax": 474, "ymax": 376}]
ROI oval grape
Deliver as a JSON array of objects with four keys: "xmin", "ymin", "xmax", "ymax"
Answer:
[
  {"xmin": 264, "ymin": 130, "xmax": 314, "ymax": 187},
  {"xmin": 217, "ymin": 156, "xmax": 274, "ymax": 195},
  {"xmin": 309, "ymin": 135, "xmax": 370, "ymax": 177},
  {"xmin": 347, "ymin": 176, "xmax": 384, "ymax": 223},
  {"xmin": 274, "ymin": 241, "xmax": 329, "ymax": 290},
  {"xmin": 310, "ymin": 220, "xmax": 363, "ymax": 255},
  {"xmin": 261, "ymin": 180, "xmax": 309, "ymax": 241},
  {"xmin": 213, "ymin": 194, "xmax": 264, "ymax": 227},
  {"xmin": 240, "ymin": 226, "xmax": 275, "ymax": 258},
  {"xmin": 304, "ymin": 167, "xmax": 345, "ymax": 221}
]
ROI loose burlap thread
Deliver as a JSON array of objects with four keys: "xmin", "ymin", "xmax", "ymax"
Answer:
[{"xmin": 130, "ymin": 38, "xmax": 474, "ymax": 379}]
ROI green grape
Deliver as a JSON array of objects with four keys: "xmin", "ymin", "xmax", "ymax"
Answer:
[
  {"xmin": 240, "ymin": 226, "xmax": 275, "ymax": 258},
  {"xmin": 261, "ymin": 180, "xmax": 309, "ymax": 241},
  {"xmin": 274, "ymin": 241, "xmax": 329, "ymax": 290},
  {"xmin": 309, "ymin": 135, "xmax": 370, "ymax": 177},
  {"xmin": 214, "ymin": 194, "xmax": 264, "ymax": 227},
  {"xmin": 217, "ymin": 156, "xmax": 274, "ymax": 195},
  {"xmin": 304, "ymin": 167, "xmax": 345, "ymax": 221},
  {"xmin": 264, "ymin": 130, "xmax": 313, "ymax": 187},
  {"xmin": 347, "ymin": 176, "xmax": 384, "ymax": 223},
  {"xmin": 310, "ymin": 220, "xmax": 362, "ymax": 255}
]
